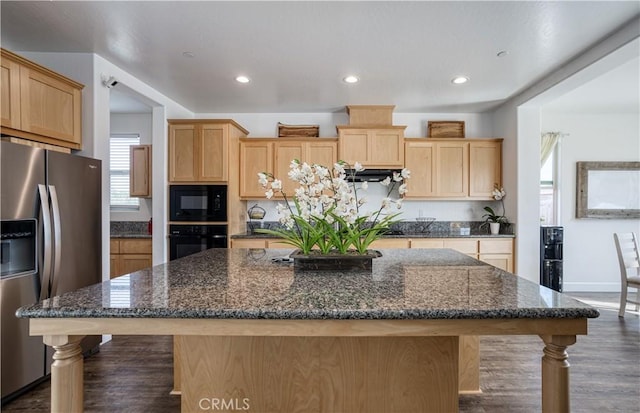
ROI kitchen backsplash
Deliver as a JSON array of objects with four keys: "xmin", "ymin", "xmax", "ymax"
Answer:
[
  {"xmin": 110, "ymin": 221, "xmax": 150, "ymax": 235},
  {"xmin": 247, "ymin": 220, "xmax": 515, "ymax": 236}
]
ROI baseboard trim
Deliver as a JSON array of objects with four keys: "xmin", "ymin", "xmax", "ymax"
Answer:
[{"xmin": 562, "ymin": 282, "xmax": 621, "ymax": 292}]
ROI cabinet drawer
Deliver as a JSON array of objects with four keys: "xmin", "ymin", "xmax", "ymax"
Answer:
[
  {"xmin": 443, "ymin": 239, "xmax": 478, "ymax": 254},
  {"xmin": 266, "ymin": 240, "xmax": 294, "ymax": 249},
  {"xmin": 120, "ymin": 239, "xmax": 152, "ymax": 254},
  {"xmin": 368, "ymin": 238, "xmax": 410, "ymax": 249},
  {"xmin": 231, "ymin": 239, "xmax": 267, "ymax": 249},
  {"xmin": 479, "ymin": 239, "xmax": 513, "ymax": 254},
  {"xmin": 410, "ymin": 239, "xmax": 444, "ymax": 249}
]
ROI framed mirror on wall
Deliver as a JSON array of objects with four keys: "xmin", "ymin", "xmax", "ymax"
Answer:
[{"xmin": 576, "ymin": 161, "xmax": 640, "ymax": 219}]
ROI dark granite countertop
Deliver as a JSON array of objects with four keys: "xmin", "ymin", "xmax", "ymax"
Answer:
[
  {"xmin": 17, "ymin": 248, "xmax": 597, "ymax": 320},
  {"xmin": 110, "ymin": 233, "xmax": 152, "ymax": 239}
]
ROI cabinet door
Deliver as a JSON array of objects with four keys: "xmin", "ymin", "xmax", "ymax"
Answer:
[
  {"xmin": 306, "ymin": 140, "xmax": 337, "ymax": 168},
  {"xmin": 274, "ymin": 141, "xmax": 304, "ymax": 197},
  {"xmin": 435, "ymin": 142, "xmax": 469, "ymax": 197},
  {"xmin": 19, "ymin": 67, "xmax": 82, "ymax": 146},
  {"xmin": 169, "ymin": 124, "xmax": 197, "ymax": 182},
  {"xmin": 130, "ymin": 145, "xmax": 152, "ymax": 197},
  {"xmin": 120, "ymin": 255, "xmax": 153, "ymax": 275},
  {"xmin": 469, "ymin": 141, "xmax": 501, "ymax": 198},
  {"xmin": 240, "ymin": 141, "xmax": 273, "ymax": 198},
  {"xmin": 338, "ymin": 129, "xmax": 369, "ymax": 166},
  {"xmin": 110, "ymin": 255, "xmax": 121, "ymax": 278},
  {"xmin": 1, "ymin": 58, "xmax": 21, "ymax": 128},
  {"xmin": 479, "ymin": 254, "xmax": 513, "ymax": 272},
  {"xmin": 404, "ymin": 141, "xmax": 435, "ymax": 198},
  {"xmin": 199, "ymin": 124, "xmax": 228, "ymax": 182},
  {"xmin": 369, "ymin": 129, "xmax": 404, "ymax": 168}
]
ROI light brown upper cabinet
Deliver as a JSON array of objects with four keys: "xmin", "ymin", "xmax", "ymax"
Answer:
[
  {"xmin": 240, "ymin": 138, "xmax": 338, "ymax": 199},
  {"xmin": 239, "ymin": 140, "xmax": 274, "ymax": 198},
  {"xmin": 337, "ymin": 126, "xmax": 405, "ymax": 168},
  {"xmin": 435, "ymin": 140, "xmax": 469, "ymax": 198},
  {"xmin": 469, "ymin": 141, "xmax": 502, "ymax": 198},
  {"xmin": 1, "ymin": 56, "xmax": 21, "ymax": 129},
  {"xmin": 403, "ymin": 138, "xmax": 502, "ymax": 200},
  {"xmin": 1, "ymin": 48, "xmax": 83, "ymax": 149},
  {"xmin": 404, "ymin": 141, "xmax": 435, "ymax": 198},
  {"xmin": 130, "ymin": 145, "xmax": 152, "ymax": 197},
  {"xmin": 274, "ymin": 139, "xmax": 338, "ymax": 196},
  {"xmin": 168, "ymin": 120, "xmax": 248, "ymax": 183}
]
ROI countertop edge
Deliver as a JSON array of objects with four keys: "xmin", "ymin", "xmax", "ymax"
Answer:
[{"xmin": 17, "ymin": 307, "xmax": 599, "ymax": 319}]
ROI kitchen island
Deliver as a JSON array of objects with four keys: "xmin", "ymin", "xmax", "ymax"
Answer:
[{"xmin": 17, "ymin": 248, "xmax": 598, "ymax": 413}]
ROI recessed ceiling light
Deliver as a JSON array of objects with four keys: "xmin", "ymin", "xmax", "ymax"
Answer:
[
  {"xmin": 496, "ymin": 50, "xmax": 509, "ymax": 58},
  {"xmin": 343, "ymin": 75, "xmax": 359, "ymax": 84},
  {"xmin": 182, "ymin": 51, "xmax": 195, "ymax": 58},
  {"xmin": 451, "ymin": 76, "xmax": 469, "ymax": 85},
  {"xmin": 235, "ymin": 75, "xmax": 250, "ymax": 84}
]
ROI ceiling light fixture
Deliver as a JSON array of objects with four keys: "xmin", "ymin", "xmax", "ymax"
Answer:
[
  {"xmin": 235, "ymin": 75, "xmax": 250, "ymax": 84},
  {"xmin": 451, "ymin": 76, "xmax": 469, "ymax": 85},
  {"xmin": 343, "ymin": 75, "xmax": 359, "ymax": 84}
]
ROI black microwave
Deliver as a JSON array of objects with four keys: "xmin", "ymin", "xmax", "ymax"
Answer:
[{"xmin": 169, "ymin": 185, "xmax": 227, "ymax": 222}]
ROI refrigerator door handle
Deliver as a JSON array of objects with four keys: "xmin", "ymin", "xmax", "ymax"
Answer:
[
  {"xmin": 48, "ymin": 185, "xmax": 62, "ymax": 297},
  {"xmin": 37, "ymin": 184, "xmax": 53, "ymax": 300}
]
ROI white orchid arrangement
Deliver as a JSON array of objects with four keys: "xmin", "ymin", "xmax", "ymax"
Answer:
[
  {"xmin": 257, "ymin": 160, "xmax": 410, "ymax": 254},
  {"xmin": 481, "ymin": 184, "xmax": 509, "ymax": 226}
]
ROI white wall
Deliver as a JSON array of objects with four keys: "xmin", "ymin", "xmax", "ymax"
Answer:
[
  {"xmin": 489, "ymin": 22, "xmax": 639, "ymax": 284},
  {"xmin": 19, "ymin": 51, "xmax": 193, "ymax": 274},
  {"xmin": 109, "ymin": 113, "xmax": 153, "ymax": 222},
  {"xmin": 201, "ymin": 112, "xmax": 498, "ymax": 225},
  {"xmin": 196, "ymin": 112, "xmax": 494, "ymax": 138},
  {"xmin": 541, "ymin": 112, "xmax": 640, "ymax": 291}
]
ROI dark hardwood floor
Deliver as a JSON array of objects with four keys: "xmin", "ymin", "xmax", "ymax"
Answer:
[{"xmin": 3, "ymin": 293, "xmax": 638, "ymax": 413}]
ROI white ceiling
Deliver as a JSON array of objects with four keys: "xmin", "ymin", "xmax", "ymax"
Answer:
[
  {"xmin": 543, "ymin": 57, "xmax": 640, "ymax": 114},
  {"xmin": 1, "ymin": 1, "xmax": 638, "ymax": 114}
]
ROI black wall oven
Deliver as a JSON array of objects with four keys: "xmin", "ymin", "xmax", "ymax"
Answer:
[
  {"xmin": 169, "ymin": 185, "xmax": 227, "ymax": 222},
  {"xmin": 169, "ymin": 225, "xmax": 228, "ymax": 261}
]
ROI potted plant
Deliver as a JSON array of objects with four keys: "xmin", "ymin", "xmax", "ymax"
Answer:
[
  {"xmin": 481, "ymin": 184, "xmax": 509, "ymax": 235},
  {"xmin": 256, "ymin": 160, "xmax": 410, "ymax": 269}
]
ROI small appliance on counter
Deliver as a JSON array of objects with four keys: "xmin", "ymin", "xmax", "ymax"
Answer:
[{"xmin": 247, "ymin": 204, "xmax": 266, "ymax": 234}]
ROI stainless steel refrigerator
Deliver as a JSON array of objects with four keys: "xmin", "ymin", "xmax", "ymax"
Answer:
[{"xmin": 0, "ymin": 141, "xmax": 102, "ymax": 403}]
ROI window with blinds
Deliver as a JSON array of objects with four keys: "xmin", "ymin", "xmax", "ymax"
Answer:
[{"xmin": 110, "ymin": 134, "xmax": 140, "ymax": 209}]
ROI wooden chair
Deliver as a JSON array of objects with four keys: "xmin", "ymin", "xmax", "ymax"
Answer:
[{"xmin": 613, "ymin": 232, "xmax": 640, "ymax": 317}]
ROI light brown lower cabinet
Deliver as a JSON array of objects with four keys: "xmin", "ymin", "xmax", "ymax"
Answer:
[
  {"xmin": 110, "ymin": 238, "xmax": 152, "ymax": 278},
  {"xmin": 229, "ymin": 236, "xmax": 514, "ymax": 272},
  {"xmin": 230, "ymin": 239, "xmax": 269, "ymax": 249}
]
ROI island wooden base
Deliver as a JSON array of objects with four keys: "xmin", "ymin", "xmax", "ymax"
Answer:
[
  {"xmin": 32, "ymin": 317, "xmax": 587, "ymax": 413},
  {"xmin": 176, "ymin": 335, "xmax": 459, "ymax": 413}
]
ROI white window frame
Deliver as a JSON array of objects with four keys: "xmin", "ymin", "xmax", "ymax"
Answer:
[{"xmin": 110, "ymin": 134, "xmax": 140, "ymax": 210}]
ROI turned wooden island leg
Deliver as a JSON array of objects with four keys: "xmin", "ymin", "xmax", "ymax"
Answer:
[
  {"xmin": 539, "ymin": 335, "xmax": 577, "ymax": 413},
  {"xmin": 43, "ymin": 335, "xmax": 85, "ymax": 413}
]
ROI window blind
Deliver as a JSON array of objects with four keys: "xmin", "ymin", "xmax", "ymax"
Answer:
[{"xmin": 110, "ymin": 134, "xmax": 140, "ymax": 209}]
